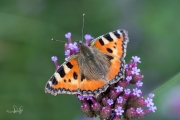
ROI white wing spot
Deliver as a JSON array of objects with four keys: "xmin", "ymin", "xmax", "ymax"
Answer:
[
  {"xmin": 109, "ymin": 32, "xmax": 117, "ymax": 40},
  {"xmin": 64, "ymin": 65, "xmax": 71, "ymax": 74},
  {"xmin": 102, "ymin": 36, "xmax": 110, "ymax": 44},
  {"xmin": 54, "ymin": 72, "xmax": 61, "ymax": 81},
  {"xmin": 117, "ymin": 30, "xmax": 122, "ymax": 36},
  {"xmin": 48, "ymin": 81, "xmax": 52, "ymax": 86}
]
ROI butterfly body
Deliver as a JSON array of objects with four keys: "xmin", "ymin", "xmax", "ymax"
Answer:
[
  {"xmin": 45, "ymin": 30, "xmax": 129, "ymax": 98},
  {"xmin": 78, "ymin": 42, "xmax": 110, "ymax": 81}
]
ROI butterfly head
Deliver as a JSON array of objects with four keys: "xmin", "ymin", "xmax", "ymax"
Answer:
[{"xmin": 77, "ymin": 41, "xmax": 93, "ymax": 59}]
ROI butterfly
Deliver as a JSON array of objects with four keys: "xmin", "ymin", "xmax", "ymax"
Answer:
[{"xmin": 45, "ymin": 30, "xmax": 129, "ymax": 98}]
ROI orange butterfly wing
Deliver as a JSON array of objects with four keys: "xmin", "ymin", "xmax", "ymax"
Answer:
[
  {"xmin": 45, "ymin": 55, "xmax": 81, "ymax": 96},
  {"xmin": 79, "ymin": 78, "xmax": 108, "ymax": 97},
  {"xmin": 45, "ymin": 55, "xmax": 108, "ymax": 97},
  {"xmin": 90, "ymin": 30, "xmax": 129, "ymax": 84}
]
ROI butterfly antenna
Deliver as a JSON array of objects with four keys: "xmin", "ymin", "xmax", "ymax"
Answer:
[
  {"xmin": 51, "ymin": 38, "xmax": 65, "ymax": 42},
  {"xmin": 82, "ymin": 14, "xmax": 85, "ymax": 42}
]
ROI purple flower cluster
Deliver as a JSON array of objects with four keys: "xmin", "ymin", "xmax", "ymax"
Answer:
[{"xmin": 51, "ymin": 32, "xmax": 157, "ymax": 120}]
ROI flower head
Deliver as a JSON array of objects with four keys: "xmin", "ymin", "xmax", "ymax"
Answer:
[{"xmin": 50, "ymin": 31, "xmax": 157, "ymax": 120}]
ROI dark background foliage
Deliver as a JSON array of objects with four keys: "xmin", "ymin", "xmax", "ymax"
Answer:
[{"xmin": 0, "ymin": 0, "xmax": 180, "ymax": 120}]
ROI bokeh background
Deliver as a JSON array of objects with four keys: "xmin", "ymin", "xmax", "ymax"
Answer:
[{"xmin": 1, "ymin": 0, "xmax": 180, "ymax": 120}]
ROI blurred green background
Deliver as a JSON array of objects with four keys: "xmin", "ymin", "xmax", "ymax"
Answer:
[{"xmin": 1, "ymin": 0, "xmax": 180, "ymax": 120}]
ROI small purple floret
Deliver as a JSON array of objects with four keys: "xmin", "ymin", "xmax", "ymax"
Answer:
[
  {"xmin": 65, "ymin": 50, "xmax": 70, "ymax": 56},
  {"xmin": 149, "ymin": 93, "xmax": 155, "ymax": 99},
  {"xmin": 136, "ymin": 107, "xmax": 143, "ymax": 114},
  {"xmin": 84, "ymin": 34, "xmax": 94, "ymax": 40},
  {"xmin": 115, "ymin": 106, "xmax": 124, "ymax": 115},
  {"xmin": 115, "ymin": 86, "xmax": 123, "ymax": 93},
  {"xmin": 149, "ymin": 105, "xmax": 157, "ymax": 112},
  {"xmin": 126, "ymin": 76, "xmax": 132, "ymax": 82},
  {"xmin": 78, "ymin": 95, "xmax": 85, "ymax": 101},
  {"xmin": 136, "ymin": 81, "xmax": 143, "ymax": 87},
  {"xmin": 65, "ymin": 32, "xmax": 72, "ymax": 43},
  {"xmin": 124, "ymin": 88, "xmax": 131, "ymax": 95},
  {"xmin": 132, "ymin": 67, "xmax": 140, "ymax": 75},
  {"xmin": 126, "ymin": 64, "xmax": 129, "ymax": 68},
  {"xmin": 145, "ymin": 98, "xmax": 154, "ymax": 107},
  {"xmin": 68, "ymin": 43, "xmax": 77, "ymax": 50},
  {"xmin": 85, "ymin": 96, "xmax": 93, "ymax": 100},
  {"xmin": 117, "ymin": 96, "xmax": 123, "ymax": 103},
  {"xmin": 132, "ymin": 56, "xmax": 141, "ymax": 63},
  {"xmin": 133, "ymin": 88, "xmax": 142, "ymax": 97},
  {"xmin": 51, "ymin": 56, "xmax": 58, "ymax": 62},
  {"xmin": 107, "ymin": 99, "xmax": 114, "ymax": 106},
  {"xmin": 84, "ymin": 34, "xmax": 94, "ymax": 46},
  {"xmin": 51, "ymin": 56, "xmax": 59, "ymax": 69},
  {"xmin": 65, "ymin": 32, "xmax": 71, "ymax": 39}
]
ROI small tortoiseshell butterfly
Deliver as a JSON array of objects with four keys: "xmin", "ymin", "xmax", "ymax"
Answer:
[{"xmin": 45, "ymin": 30, "xmax": 129, "ymax": 98}]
